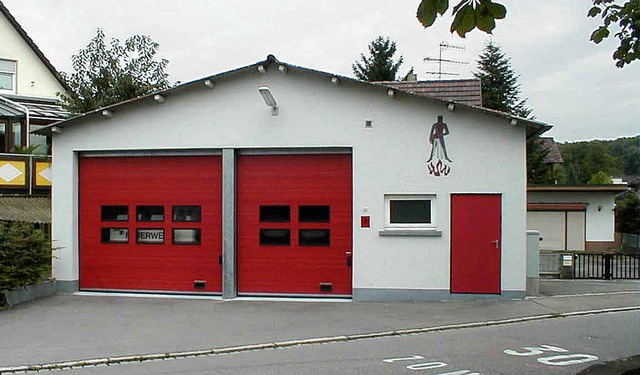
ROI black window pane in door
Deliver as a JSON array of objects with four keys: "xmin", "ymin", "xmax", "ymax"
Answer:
[
  {"xmin": 101, "ymin": 206, "xmax": 128, "ymax": 221},
  {"xmin": 260, "ymin": 206, "xmax": 290, "ymax": 222},
  {"xmin": 299, "ymin": 205, "xmax": 330, "ymax": 223},
  {"xmin": 390, "ymin": 200, "xmax": 431, "ymax": 224},
  {"xmin": 299, "ymin": 229, "xmax": 330, "ymax": 246},
  {"xmin": 137, "ymin": 206, "xmax": 164, "ymax": 222},
  {"xmin": 260, "ymin": 229, "xmax": 290, "ymax": 246},
  {"xmin": 173, "ymin": 206, "xmax": 201, "ymax": 222}
]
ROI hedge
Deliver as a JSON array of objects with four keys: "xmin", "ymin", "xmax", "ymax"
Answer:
[{"xmin": 0, "ymin": 221, "xmax": 52, "ymax": 293}]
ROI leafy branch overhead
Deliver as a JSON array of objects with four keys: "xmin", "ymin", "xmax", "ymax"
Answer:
[
  {"xmin": 416, "ymin": 0, "xmax": 640, "ymax": 68},
  {"xmin": 417, "ymin": 0, "xmax": 506, "ymax": 37}
]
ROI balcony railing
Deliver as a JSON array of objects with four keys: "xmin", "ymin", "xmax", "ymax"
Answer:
[{"xmin": 0, "ymin": 153, "xmax": 51, "ymax": 195}]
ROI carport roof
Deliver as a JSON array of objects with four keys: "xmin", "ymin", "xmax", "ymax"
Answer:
[{"xmin": 35, "ymin": 55, "xmax": 553, "ymax": 137}]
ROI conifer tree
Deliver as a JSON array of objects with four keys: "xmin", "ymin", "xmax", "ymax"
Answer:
[{"xmin": 352, "ymin": 36, "xmax": 404, "ymax": 81}]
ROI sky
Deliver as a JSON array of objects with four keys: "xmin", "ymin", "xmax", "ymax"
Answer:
[{"xmin": 3, "ymin": 0, "xmax": 639, "ymax": 142}]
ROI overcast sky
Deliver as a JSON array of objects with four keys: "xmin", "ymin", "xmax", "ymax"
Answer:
[{"xmin": 3, "ymin": 0, "xmax": 639, "ymax": 142}]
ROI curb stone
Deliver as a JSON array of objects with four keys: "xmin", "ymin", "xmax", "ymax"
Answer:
[{"xmin": 0, "ymin": 306, "xmax": 638, "ymax": 374}]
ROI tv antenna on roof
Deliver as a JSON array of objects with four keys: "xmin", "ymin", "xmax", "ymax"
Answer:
[{"xmin": 424, "ymin": 41, "xmax": 469, "ymax": 79}]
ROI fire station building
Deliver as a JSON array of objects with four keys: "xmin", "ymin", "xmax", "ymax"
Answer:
[{"xmin": 40, "ymin": 56, "xmax": 551, "ymax": 301}]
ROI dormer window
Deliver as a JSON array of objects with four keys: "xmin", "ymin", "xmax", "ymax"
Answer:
[{"xmin": 0, "ymin": 59, "xmax": 16, "ymax": 93}]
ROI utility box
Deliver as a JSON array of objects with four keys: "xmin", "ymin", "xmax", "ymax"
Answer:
[{"xmin": 526, "ymin": 230, "xmax": 540, "ymax": 296}]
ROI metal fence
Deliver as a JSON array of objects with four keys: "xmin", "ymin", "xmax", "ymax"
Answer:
[{"xmin": 574, "ymin": 253, "xmax": 640, "ymax": 279}]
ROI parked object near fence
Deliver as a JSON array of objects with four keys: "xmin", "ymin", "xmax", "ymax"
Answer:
[{"xmin": 574, "ymin": 253, "xmax": 639, "ymax": 280}]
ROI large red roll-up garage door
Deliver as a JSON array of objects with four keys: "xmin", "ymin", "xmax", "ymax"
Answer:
[
  {"xmin": 237, "ymin": 154, "xmax": 353, "ymax": 296},
  {"xmin": 79, "ymin": 156, "xmax": 222, "ymax": 293}
]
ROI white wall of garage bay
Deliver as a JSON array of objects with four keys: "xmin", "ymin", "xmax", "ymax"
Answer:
[{"xmin": 51, "ymin": 64, "xmax": 528, "ymax": 296}]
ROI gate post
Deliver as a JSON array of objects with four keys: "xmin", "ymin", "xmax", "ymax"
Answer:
[
  {"xmin": 526, "ymin": 230, "xmax": 540, "ymax": 296},
  {"xmin": 222, "ymin": 149, "xmax": 237, "ymax": 299},
  {"xmin": 603, "ymin": 254, "xmax": 613, "ymax": 280}
]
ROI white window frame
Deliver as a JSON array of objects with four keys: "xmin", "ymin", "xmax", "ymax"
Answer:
[
  {"xmin": 384, "ymin": 194, "xmax": 437, "ymax": 229},
  {"xmin": 0, "ymin": 58, "xmax": 17, "ymax": 94}
]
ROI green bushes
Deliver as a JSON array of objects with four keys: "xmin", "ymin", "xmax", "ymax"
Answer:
[{"xmin": 0, "ymin": 221, "xmax": 52, "ymax": 292}]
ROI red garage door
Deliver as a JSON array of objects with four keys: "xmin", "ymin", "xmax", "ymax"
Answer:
[
  {"xmin": 79, "ymin": 156, "xmax": 222, "ymax": 293},
  {"xmin": 237, "ymin": 154, "xmax": 352, "ymax": 296}
]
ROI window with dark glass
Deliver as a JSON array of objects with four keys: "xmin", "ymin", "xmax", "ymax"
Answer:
[
  {"xmin": 172, "ymin": 229, "xmax": 201, "ymax": 245},
  {"xmin": 136, "ymin": 228, "xmax": 165, "ymax": 244},
  {"xmin": 299, "ymin": 229, "xmax": 330, "ymax": 246},
  {"xmin": 101, "ymin": 228, "xmax": 129, "ymax": 244},
  {"xmin": 12, "ymin": 121, "xmax": 22, "ymax": 148},
  {"xmin": 260, "ymin": 229, "xmax": 290, "ymax": 246},
  {"xmin": 136, "ymin": 205, "xmax": 164, "ymax": 221},
  {"xmin": 299, "ymin": 205, "xmax": 330, "ymax": 223},
  {"xmin": 390, "ymin": 200, "xmax": 431, "ymax": 224},
  {"xmin": 173, "ymin": 206, "xmax": 201, "ymax": 222},
  {"xmin": 101, "ymin": 206, "xmax": 128, "ymax": 221},
  {"xmin": 260, "ymin": 205, "xmax": 290, "ymax": 222}
]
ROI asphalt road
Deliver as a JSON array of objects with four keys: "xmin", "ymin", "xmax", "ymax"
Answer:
[{"xmin": 60, "ymin": 310, "xmax": 639, "ymax": 375}]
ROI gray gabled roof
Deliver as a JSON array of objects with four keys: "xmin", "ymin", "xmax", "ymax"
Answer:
[
  {"xmin": 35, "ymin": 55, "xmax": 552, "ymax": 137},
  {"xmin": 0, "ymin": 1, "xmax": 70, "ymax": 92}
]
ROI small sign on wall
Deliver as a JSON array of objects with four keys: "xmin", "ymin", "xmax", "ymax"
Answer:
[
  {"xmin": 562, "ymin": 255, "xmax": 573, "ymax": 266},
  {"xmin": 137, "ymin": 228, "xmax": 164, "ymax": 244}
]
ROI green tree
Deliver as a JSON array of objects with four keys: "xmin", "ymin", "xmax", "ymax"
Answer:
[
  {"xmin": 352, "ymin": 36, "xmax": 404, "ymax": 81},
  {"xmin": 616, "ymin": 191, "xmax": 640, "ymax": 234},
  {"xmin": 0, "ymin": 221, "xmax": 52, "ymax": 293},
  {"xmin": 474, "ymin": 40, "xmax": 531, "ymax": 117},
  {"xmin": 416, "ymin": 0, "xmax": 640, "ymax": 68},
  {"xmin": 588, "ymin": 171, "xmax": 614, "ymax": 184},
  {"xmin": 59, "ymin": 29, "xmax": 171, "ymax": 114},
  {"xmin": 558, "ymin": 141, "xmax": 621, "ymax": 184}
]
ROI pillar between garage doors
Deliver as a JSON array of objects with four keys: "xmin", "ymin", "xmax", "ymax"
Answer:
[{"xmin": 222, "ymin": 148, "xmax": 237, "ymax": 299}]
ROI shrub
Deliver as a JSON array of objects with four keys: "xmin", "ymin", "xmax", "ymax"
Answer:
[{"xmin": 0, "ymin": 221, "xmax": 52, "ymax": 292}]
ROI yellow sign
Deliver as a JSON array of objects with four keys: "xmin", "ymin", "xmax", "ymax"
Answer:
[
  {"xmin": 35, "ymin": 161, "xmax": 52, "ymax": 187},
  {"xmin": 0, "ymin": 160, "xmax": 26, "ymax": 186}
]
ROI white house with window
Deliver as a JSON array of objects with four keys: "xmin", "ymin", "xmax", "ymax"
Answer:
[{"xmin": 39, "ymin": 55, "xmax": 552, "ymax": 301}]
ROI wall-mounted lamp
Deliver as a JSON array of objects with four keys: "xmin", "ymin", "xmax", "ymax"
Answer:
[
  {"xmin": 387, "ymin": 89, "xmax": 395, "ymax": 98},
  {"xmin": 153, "ymin": 94, "xmax": 166, "ymax": 103},
  {"xmin": 257, "ymin": 65, "xmax": 266, "ymax": 74},
  {"xmin": 51, "ymin": 126, "xmax": 63, "ymax": 134},
  {"xmin": 258, "ymin": 86, "xmax": 278, "ymax": 116},
  {"xmin": 331, "ymin": 76, "xmax": 340, "ymax": 85},
  {"xmin": 102, "ymin": 110, "xmax": 113, "ymax": 118},
  {"xmin": 204, "ymin": 79, "xmax": 215, "ymax": 88},
  {"xmin": 447, "ymin": 103, "xmax": 455, "ymax": 112},
  {"xmin": 278, "ymin": 65, "xmax": 287, "ymax": 73},
  {"xmin": 510, "ymin": 118, "xmax": 518, "ymax": 126},
  {"xmin": 597, "ymin": 205, "xmax": 602, "ymax": 212}
]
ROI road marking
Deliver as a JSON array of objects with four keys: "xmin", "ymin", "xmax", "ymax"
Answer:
[{"xmin": 1, "ymin": 306, "xmax": 637, "ymax": 374}]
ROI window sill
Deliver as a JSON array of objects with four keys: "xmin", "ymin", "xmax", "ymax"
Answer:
[{"xmin": 378, "ymin": 229, "xmax": 442, "ymax": 237}]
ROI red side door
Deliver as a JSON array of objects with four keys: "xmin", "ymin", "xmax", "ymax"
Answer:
[
  {"xmin": 237, "ymin": 154, "xmax": 352, "ymax": 296},
  {"xmin": 79, "ymin": 156, "xmax": 222, "ymax": 293},
  {"xmin": 451, "ymin": 194, "xmax": 501, "ymax": 294}
]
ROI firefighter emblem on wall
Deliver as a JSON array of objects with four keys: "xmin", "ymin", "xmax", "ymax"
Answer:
[{"xmin": 427, "ymin": 115, "xmax": 452, "ymax": 177}]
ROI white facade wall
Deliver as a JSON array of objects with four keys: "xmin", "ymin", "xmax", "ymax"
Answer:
[
  {"xmin": 528, "ymin": 191, "xmax": 616, "ymax": 242},
  {"xmin": 51, "ymin": 66, "xmax": 528, "ymax": 298},
  {"xmin": 0, "ymin": 14, "xmax": 66, "ymax": 97}
]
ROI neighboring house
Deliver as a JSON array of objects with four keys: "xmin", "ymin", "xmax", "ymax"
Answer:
[
  {"xmin": 527, "ymin": 185, "xmax": 628, "ymax": 252},
  {"xmin": 38, "ymin": 55, "xmax": 552, "ymax": 301},
  {"xmin": 0, "ymin": 1, "xmax": 69, "ymax": 223}
]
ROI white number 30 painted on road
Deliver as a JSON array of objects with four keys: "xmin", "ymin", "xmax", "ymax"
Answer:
[{"xmin": 504, "ymin": 345, "xmax": 598, "ymax": 366}]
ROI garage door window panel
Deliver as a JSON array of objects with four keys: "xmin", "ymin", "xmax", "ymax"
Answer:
[
  {"xmin": 299, "ymin": 229, "xmax": 330, "ymax": 246},
  {"xmin": 172, "ymin": 206, "xmax": 201, "ymax": 222},
  {"xmin": 172, "ymin": 228, "xmax": 201, "ymax": 245},
  {"xmin": 101, "ymin": 228, "xmax": 129, "ymax": 244},
  {"xmin": 136, "ymin": 228, "xmax": 165, "ymax": 244},
  {"xmin": 101, "ymin": 206, "xmax": 129, "ymax": 221},
  {"xmin": 137, "ymin": 206, "xmax": 164, "ymax": 222},
  {"xmin": 260, "ymin": 205, "xmax": 290, "ymax": 222},
  {"xmin": 260, "ymin": 229, "xmax": 290, "ymax": 246},
  {"xmin": 299, "ymin": 205, "xmax": 330, "ymax": 223}
]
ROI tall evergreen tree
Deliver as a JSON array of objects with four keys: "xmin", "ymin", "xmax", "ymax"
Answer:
[
  {"xmin": 352, "ymin": 36, "xmax": 404, "ymax": 81},
  {"xmin": 474, "ymin": 40, "xmax": 531, "ymax": 117},
  {"xmin": 473, "ymin": 40, "xmax": 552, "ymax": 184}
]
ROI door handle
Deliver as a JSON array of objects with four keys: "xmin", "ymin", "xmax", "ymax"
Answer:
[
  {"xmin": 346, "ymin": 251, "xmax": 352, "ymax": 267},
  {"xmin": 492, "ymin": 240, "xmax": 500, "ymax": 249}
]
